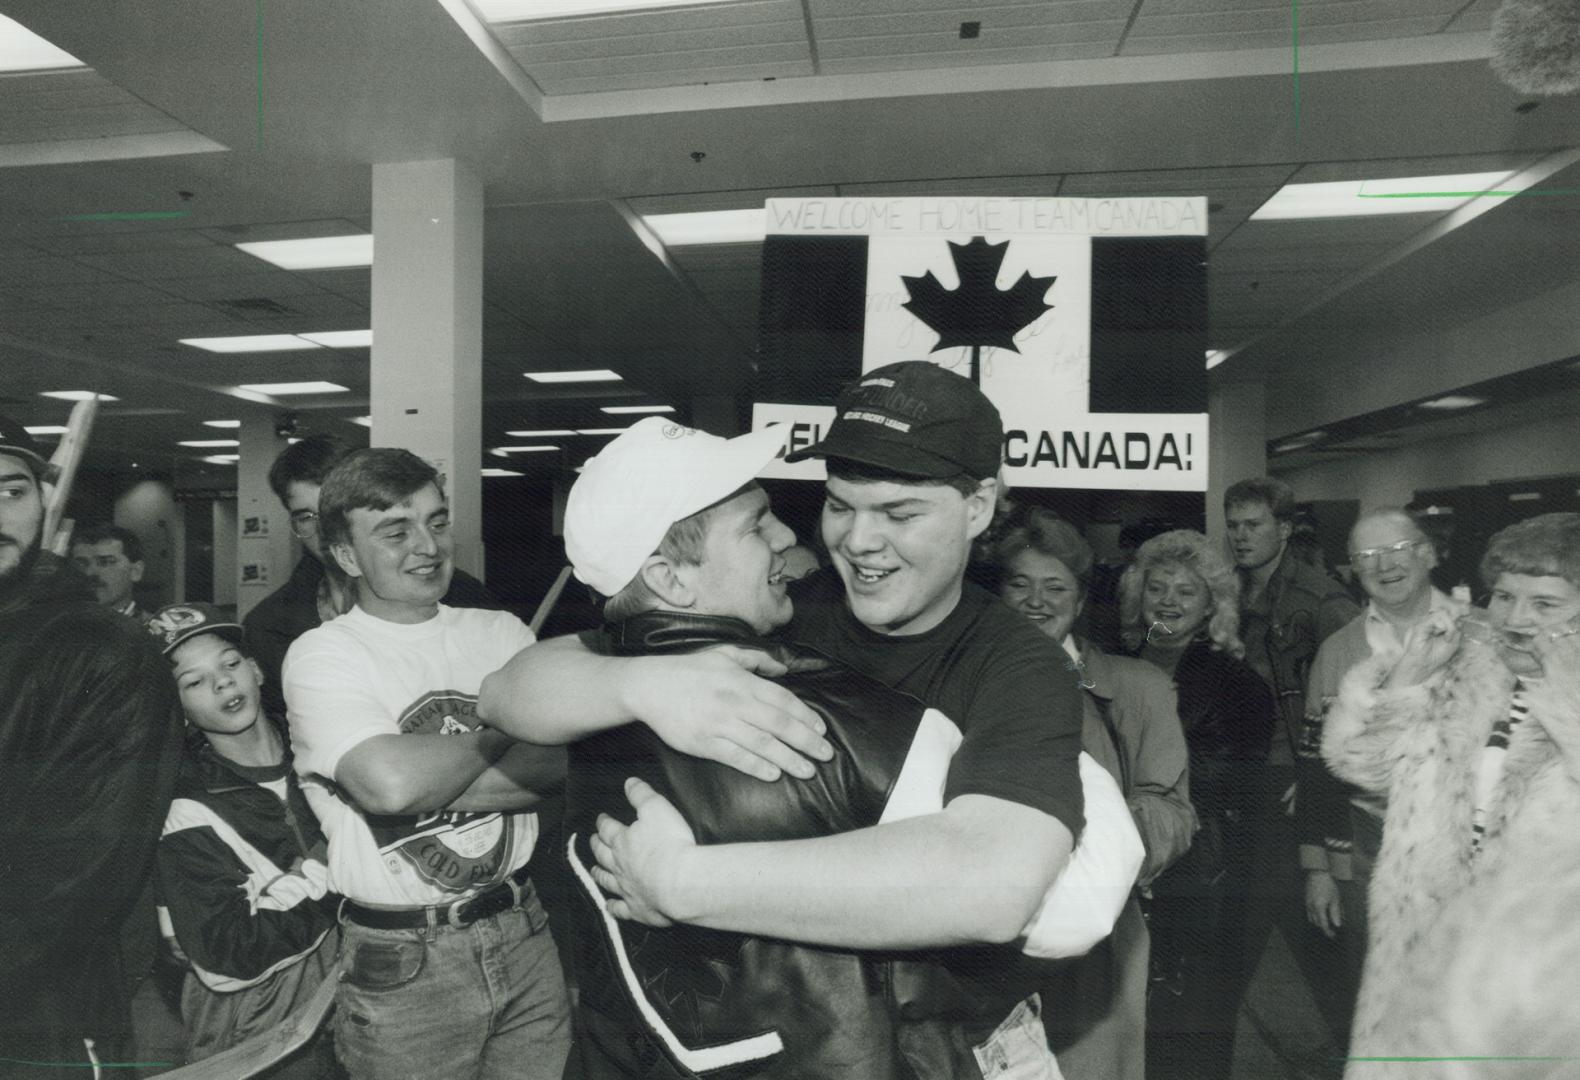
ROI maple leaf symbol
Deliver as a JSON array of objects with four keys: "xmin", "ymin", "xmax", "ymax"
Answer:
[{"xmin": 901, "ymin": 236, "xmax": 1056, "ymax": 381}]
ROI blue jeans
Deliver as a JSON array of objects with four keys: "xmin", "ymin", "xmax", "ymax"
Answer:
[{"xmin": 334, "ymin": 885, "xmax": 571, "ymax": 1080}]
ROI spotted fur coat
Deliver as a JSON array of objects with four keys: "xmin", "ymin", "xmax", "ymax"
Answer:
[{"xmin": 1323, "ymin": 639, "xmax": 1580, "ymax": 1079}]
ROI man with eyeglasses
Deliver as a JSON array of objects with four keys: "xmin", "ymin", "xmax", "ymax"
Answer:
[
  {"xmin": 1294, "ymin": 507, "xmax": 1459, "ymax": 1050},
  {"xmin": 244, "ymin": 435, "xmax": 498, "ymax": 719}
]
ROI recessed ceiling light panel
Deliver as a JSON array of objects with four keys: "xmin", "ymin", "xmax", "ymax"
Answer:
[
  {"xmin": 523, "ymin": 369, "xmax": 622, "ymax": 384},
  {"xmin": 234, "ymin": 235, "xmax": 373, "ymax": 270},
  {"xmin": 505, "ymin": 429, "xmax": 577, "ymax": 437},
  {"xmin": 1418, "ymin": 394, "xmax": 1488, "ymax": 410},
  {"xmin": 237, "ymin": 382, "xmax": 350, "ymax": 396},
  {"xmin": 600, "ymin": 404, "xmax": 674, "ymax": 415},
  {"xmin": 493, "ymin": 445, "xmax": 562, "ymax": 453},
  {"xmin": 642, "ymin": 208, "xmax": 766, "ymax": 247},
  {"xmin": 0, "ymin": 14, "xmax": 84, "ymax": 72},
  {"xmin": 178, "ymin": 439, "xmax": 240, "ymax": 448},
  {"xmin": 40, "ymin": 390, "xmax": 119, "ymax": 402},
  {"xmin": 299, "ymin": 329, "xmax": 372, "ymax": 348},
  {"xmin": 203, "ymin": 419, "xmax": 241, "ymax": 429},
  {"xmin": 1251, "ymin": 171, "xmax": 1515, "ymax": 221},
  {"xmin": 24, "ymin": 425, "xmax": 69, "ymax": 436},
  {"xmin": 180, "ymin": 334, "xmax": 321, "ymax": 353}
]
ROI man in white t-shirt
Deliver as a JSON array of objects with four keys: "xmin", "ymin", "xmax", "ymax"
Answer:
[{"xmin": 283, "ymin": 448, "xmax": 569, "ymax": 1080}]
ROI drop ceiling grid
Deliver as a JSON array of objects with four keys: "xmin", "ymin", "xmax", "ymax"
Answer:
[
  {"xmin": 1121, "ymin": 15, "xmax": 1449, "ymax": 53},
  {"xmin": 0, "ymin": 70, "xmax": 189, "ymax": 147}
]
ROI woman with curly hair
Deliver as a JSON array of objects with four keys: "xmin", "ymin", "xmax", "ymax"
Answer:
[
  {"xmin": 991, "ymin": 506, "xmax": 1196, "ymax": 1080},
  {"xmin": 1119, "ymin": 529, "xmax": 1276, "ymax": 1080},
  {"xmin": 1322, "ymin": 512, "xmax": 1580, "ymax": 1077}
]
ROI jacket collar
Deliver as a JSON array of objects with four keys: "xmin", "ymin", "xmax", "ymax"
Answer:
[
  {"xmin": 1069, "ymin": 636, "xmax": 1114, "ymax": 699},
  {"xmin": 600, "ymin": 610, "xmax": 775, "ymax": 656}
]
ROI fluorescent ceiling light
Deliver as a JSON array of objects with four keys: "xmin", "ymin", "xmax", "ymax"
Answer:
[
  {"xmin": 181, "ymin": 334, "xmax": 320, "ymax": 353},
  {"xmin": 1418, "ymin": 394, "xmax": 1487, "ymax": 410},
  {"xmin": 203, "ymin": 419, "xmax": 240, "ymax": 429},
  {"xmin": 576, "ymin": 427, "xmax": 629, "ymax": 435},
  {"xmin": 643, "ymin": 208, "xmax": 766, "ymax": 247},
  {"xmin": 40, "ymin": 390, "xmax": 118, "ymax": 402},
  {"xmin": 494, "ymin": 445, "xmax": 561, "ymax": 453},
  {"xmin": 178, "ymin": 439, "xmax": 239, "ymax": 448},
  {"xmin": 1508, "ymin": 492, "xmax": 1543, "ymax": 502},
  {"xmin": 0, "ymin": 14, "xmax": 84, "ymax": 72},
  {"xmin": 201, "ymin": 455, "xmax": 239, "ymax": 465},
  {"xmin": 349, "ymin": 416, "xmax": 372, "ymax": 428},
  {"xmin": 472, "ymin": 0, "xmax": 738, "ymax": 21},
  {"xmin": 601, "ymin": 404, "xmax": 673, "ymax": 415},
  {"xmin": 505, "ymin": 429, "xmax": 576, "ymax": 437},
  {"xmin": 234, "ymin": 234, "xmax": 373, "ymax": 270},
  {"xmin": 523, "ymin": 369, "xmax": 622, "ymax": 384},
  {"xmin": 482, "ymin": 468, "xmax": 524, "ymax": 477},
  {"xmin": 1205, "ymin": 350, "xmax": 1227, "ymax": 370},
  {"xmin": 300, "ymin": 329, "xmax": 372, "ymax": 348},
  {"xmin": 237, "ymin": 381, "xmax": 349, "ymax": 396},
  {"xmin": 24, "ymin": 425, "xmax": 69, "ymax": 436},
  {"xmin": 1251, "ymin": 171, "xmax": 1515, "ymax": 221}
]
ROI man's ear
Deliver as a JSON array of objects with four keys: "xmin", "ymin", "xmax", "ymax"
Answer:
[
  {"xmin": 248, "ymin": 657, "xmax": 265, "ymax": 688},
  {"xmin": 639, "ymin": 554, "xmax": 697, "ymax": 610},
  {"xmin": 130, "ymin": 560, "xmax": 145, "ymax": 584},
  {"xmin": 330, "ymin": 542, "xmax": 363, "ymax": 580},
  {"xmin": 1277, "ymin": 519, "xmax": 1294, "ymax": 545},
  {"xmin": 964, "ymin": 477, "xmax": 997, "ymax": 542}
]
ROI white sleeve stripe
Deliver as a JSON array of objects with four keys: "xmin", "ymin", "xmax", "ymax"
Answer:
[
  {"xmin": 565, "ymin": 834, "xmax": 785, "ymax": 1072},
  {"xmin": 877, "ymin": 707, "xmax": 962, "ymax": 825}
]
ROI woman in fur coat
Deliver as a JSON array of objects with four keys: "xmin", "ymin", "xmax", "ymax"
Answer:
[{"xmin": 1323, "ymin": 512, "xmax": 1580, "ymax": 1078}]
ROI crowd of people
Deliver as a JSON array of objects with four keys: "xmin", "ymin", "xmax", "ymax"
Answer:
[{"xmin": 2, "ymin": 361, "xmax": 1577, "ymax": 1080}]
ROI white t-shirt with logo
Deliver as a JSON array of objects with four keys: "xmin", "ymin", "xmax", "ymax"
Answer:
[{"xmin": 284, "ymin": 603, "xmax": 539, "ymax": 906}]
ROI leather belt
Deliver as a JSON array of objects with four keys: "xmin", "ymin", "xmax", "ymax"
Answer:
[{"xmin": 342, "ymin": 865, "xmax": 532, "ymax": 931}]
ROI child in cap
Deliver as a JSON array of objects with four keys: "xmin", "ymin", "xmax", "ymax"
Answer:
[{"xmin": 146, "ymin": 603, "xmax": 340, "ymax": 1077}]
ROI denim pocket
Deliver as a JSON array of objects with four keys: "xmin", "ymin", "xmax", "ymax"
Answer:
[{"xmin": 343, "ymin": 933, "xmax": 426, "ymax": 992}]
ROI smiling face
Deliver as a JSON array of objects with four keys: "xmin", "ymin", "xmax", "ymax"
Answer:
[
  {"xmin": 1350, "ymin": 514, "xmax": 1435, "ymax": 616},
  {"xmin": 171, "ymin": 632, "xmax": 264, "ymax": 737},
  {"xmin": 671, "ymin": 486, "xmax": 796, "ymax": 635},
  {"xmin": 1226, "ymin": 499, "xmax": 1291, "ymax": 573},
  {"xmin": 331, "ymin": 481, "xmax": 454, "ymax": 624},
  {"xmin": 71, "ymin": 538, "xmax": 144, "ymax": 608},
  {"xmin": 0, "ymin": 454, "xmax": 43, "ymax": 590},
  {"xmin": 821, "ymin": 472, "xmax": 993, "ymax": 637},
  {"xmin": 1000, "ymin": 548, "xmax": 1084, "ymax": 643},
  {"xmin": 1140, "ymin": 562, "xmax": 1214, "ymax": 648},
  {"xmin": 1487, "ymin": 572, "xmax": 1580, "ymax": 678}
]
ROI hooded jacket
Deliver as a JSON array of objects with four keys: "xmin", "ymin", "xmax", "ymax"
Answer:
[{"xmin": 0, "ymin": 551, "xmax": 185, "ymax": 1043}]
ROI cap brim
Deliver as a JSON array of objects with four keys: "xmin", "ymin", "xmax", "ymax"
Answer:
[
  {"xmin": 0, "ymin": 445, "xmax": 57, "ymax": 484},
  {"xmin": 162, "ymin": 623, "xmax": 245, "ymax": 656},
  {"xmin": 783, "ymin": 426, "xmax": 963, "ymax": 479},
  {"xmin": 683, "ymin": 423, "xmax": 794, "ymax": 516}
]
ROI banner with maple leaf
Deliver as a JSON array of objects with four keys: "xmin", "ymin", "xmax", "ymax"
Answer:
[{"xmin": 753, "ymin": 195, "xmax": 1208, "ymax": 492}]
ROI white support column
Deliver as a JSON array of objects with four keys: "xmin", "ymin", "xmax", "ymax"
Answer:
[
  {"xmin": 371, "ymin": 158, "xmax": 485, "ymax": 580},
  {"xmin": 1206, "ymin": 379, "xmax": 1266, "ymax": 551},
  {"xmin": 236, "ymin": 417, "xmax": 293, "ymax": 617}
]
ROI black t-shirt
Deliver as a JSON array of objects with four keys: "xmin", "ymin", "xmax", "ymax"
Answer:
[{"xmin": 786, "ymin": 567, "xmax": 1085, "ymax": 840}]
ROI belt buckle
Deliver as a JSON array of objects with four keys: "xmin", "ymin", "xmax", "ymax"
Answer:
[{"xmin": 446, "ymin": 896, "xmax": 473, "ymax": 929}]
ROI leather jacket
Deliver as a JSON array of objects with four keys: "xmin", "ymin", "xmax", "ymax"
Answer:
[
  {"xmin": 1239, "ymin": 553, "xmax": 1358, "ymax": 764},
  {"xmin": 566, "ymin": 611, "xmax": 967, "ymax": 1080}
]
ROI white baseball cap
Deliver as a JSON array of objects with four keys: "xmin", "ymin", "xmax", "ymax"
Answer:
[{"xmin": 565, "ymin": 417, "xmax": 790, "ymax": 596}]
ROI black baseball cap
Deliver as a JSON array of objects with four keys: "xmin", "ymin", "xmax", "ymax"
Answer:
[
  {"xmin": 0, "ymin": 413, "xmax": 59, "ymax": 483},
  {"xmin": 147, "ymin": 603, "xmax": 246, "ymax": 657},
  {"xmin": 784, "ymin": 361, "xmax": 1003, "ymax": 480}
]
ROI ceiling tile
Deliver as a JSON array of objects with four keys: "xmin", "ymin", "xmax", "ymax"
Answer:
[
  {"xmin": 626, "ymin": 185, "xmax": 836, "ymax": 215},
  {"xmin": 838, "ymin": 174, "xmax": 1066, "ymax": 197},
  {"xmin": 27, "ymin": 229, "xmax": 220, "ymax": 257},
  {"xmin": 0, "ymin": 255, "xmax": 124, "ymax": 285},
  {"xmin": 813, "ymin": 1, "xmax": 1134, "ymax": 37},
  {"xmin": 1291, "ymin": 151, "xmax": 1542, "ymax": 183},
  {"xmin": 528, "ymin": 58, "xmax": 812, "ymax": 94},
  {"xmin": 10, "ymin": 281, "xmax": 191, "ymax": 308},
  {"xmin": 819, "ymin": 40, "xmax": 1116, "ymax": 72},
  {"xmin": 511, "ymin": 18, "xmax": 804, "ymax": 64},
  {"xmin": 156, "ymin": 271, "xmax": 331, "ymax": 303},
  {"xmin": 73, "ymin": 247, "xmax": 265, "ymax": 280},
  {"xmin": 494, "ymin": 0, "xmax": 801, "ymax": 44}
]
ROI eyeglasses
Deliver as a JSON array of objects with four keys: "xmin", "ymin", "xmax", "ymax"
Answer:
[
  {"xmin": 1349, "ymin": 539, "xmax": 1427, "ymax": 570},
  {"xmin": 1456, "ymin": 612, "xmax": 1580, "ymax": 648},
  {"xmin": 288, "ymin": 510, "xmax": 319, "ymax": 538}
]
